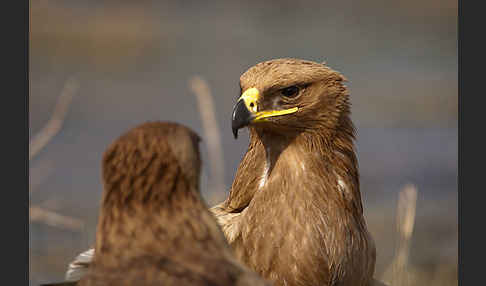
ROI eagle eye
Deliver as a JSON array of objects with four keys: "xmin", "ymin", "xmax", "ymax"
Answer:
[{"xmin": 280, "ymin": 86, "xmax": 299, "ymax": 98}]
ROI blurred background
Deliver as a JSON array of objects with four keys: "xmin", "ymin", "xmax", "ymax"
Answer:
[{"xmin": 29, "ymin": 0, "xmax": 457, "ymax": 285}]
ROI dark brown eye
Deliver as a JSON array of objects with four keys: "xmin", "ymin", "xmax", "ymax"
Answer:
[{"xmin": 280, "ymin": 86, "xmax": 299, "ymax": 98}]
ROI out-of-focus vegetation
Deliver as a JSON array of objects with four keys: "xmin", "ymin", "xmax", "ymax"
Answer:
[{"xmin": 30, "ymin": 1, "xmax": 457, "ymax": 285}]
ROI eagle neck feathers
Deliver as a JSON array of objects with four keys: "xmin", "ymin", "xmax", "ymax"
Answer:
[{"xmin": 222, "ymin": 118, "xmax": 374, "ymax": 286}]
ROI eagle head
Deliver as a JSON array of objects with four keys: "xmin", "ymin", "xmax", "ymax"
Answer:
[
  {"xmin": 101, "ymin": 121, "xmax": 202, "ymax": 207},
  {"xmin": 231, "ymin": 58, "xmax": 350, "ymax": 139}
]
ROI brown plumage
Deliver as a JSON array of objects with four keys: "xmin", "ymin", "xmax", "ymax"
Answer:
[
  {"xmin": 54, "ymin": 122, "xmax": 268, "ymax": 286},
  {"xmin": 211, "ymin": 58, "xmax": 376, "ymax": 286},
  {"xmin": 62, "ymin": 59, "xmax": 383, "ymax": 286}
]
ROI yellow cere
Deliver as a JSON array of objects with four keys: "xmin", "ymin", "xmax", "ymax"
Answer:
[{"xmin": 239, "ymin": 87, "xmax": 260, "ymax": 113}]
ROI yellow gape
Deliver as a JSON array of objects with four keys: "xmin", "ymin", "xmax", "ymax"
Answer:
[{"xmin": 239, "ymin": 87, "xmax": 299, "ymax": 122}]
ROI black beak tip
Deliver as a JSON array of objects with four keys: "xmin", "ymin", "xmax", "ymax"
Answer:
[{"xmin": 231, "ymin": 99, "xmax": 253, "ymax": 140}]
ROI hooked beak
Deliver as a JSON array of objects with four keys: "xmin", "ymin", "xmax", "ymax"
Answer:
[
  {"xmin": 231, "ymin": 99, "xmax": 253, "ymax": 139},
  {"xmin": 231, "ymin": 87, "xmax": 299, "ymax": 139}
]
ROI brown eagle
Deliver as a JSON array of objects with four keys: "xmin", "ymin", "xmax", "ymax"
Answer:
[
  {"xmin": 210, "ymin": 58, "xmax": 377, "ymax": 286},
  {"xmin": 43, "ymin": 122, "xmax": 268, "ymax": 286},
  {"xmin": 62, "ymin": 59, "xmax": 382, "ymax": 286}
]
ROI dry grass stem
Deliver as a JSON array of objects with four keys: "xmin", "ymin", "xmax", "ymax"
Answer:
[
  {"xmin": 30, "ymin": 206, "xmax": 84, "ymax": 232},
  {"xmin": 382, "ymin": 184, "xmax": 418, "ymax": 286},
  {"xmin": 29, "ymin": 77, "xmax": 84, "ymax": 230},
  {"xmin": 189, "ymin": 76, "xmax": 226, "ymax": 202},
  {"xmin": 29, "ymin": 76, "xmax": 79, "ymax": 161}
]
